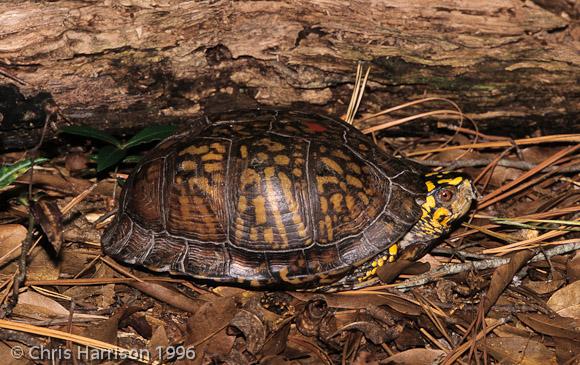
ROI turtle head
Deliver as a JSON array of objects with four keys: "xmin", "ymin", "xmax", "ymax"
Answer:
[
  {"xmin": 420, "ymin": 171, "xmax": 475, "ymax": 233},
  {"xmin": 397, "ymin": 171, "xmax": 475, "ymax": 260}
]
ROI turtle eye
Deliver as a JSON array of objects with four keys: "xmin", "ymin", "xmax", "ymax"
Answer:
[{"xmin": 437, "ymin": 188, "xmax": 454, "ymax": 202}]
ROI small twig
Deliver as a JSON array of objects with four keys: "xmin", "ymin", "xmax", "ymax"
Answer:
[
  {"xmin": 2, "ymin": 106, "xmax": 55, "ymax": 317},
  {"xmin": 431, "ymin": 248, "xmax": 495, "ymax": 261},
  {"xmin": 406, "ymin": 134, "xmax": 580, "ymax": 157},
  {"xmin": 392, "ymin": 242, "xmax": 580, "ymax": 290},
  {"xmin": 414, "ymin": 158, "xmax": 580, "ymax": 173}
]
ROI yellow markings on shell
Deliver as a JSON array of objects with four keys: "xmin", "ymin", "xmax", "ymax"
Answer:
[
  {"xmin": 235, "ymin": 218, "xmax": 244, "ymax": 240},
  {"xmin": 204, "ymin": 162, "xmax": 222, "ymax": 173},
  {"xmin": 317, "ymin": 176, "xmax": 339, "ymax": 192},
  {"xmin": 321, "ymin": 157, "xmax": 343, "ymax": 174},
  {"xmin": 240, "ymin": 145, "xmax": 248, "ymax": 158},
  {"xmin": 325, "ymin": 215, "xmax": 333, "ymax": 241},
  {"xmin": 438, "ymin": 177, "xmax": 464, "ymax": 186},
  {"xmin": 279, "ymin": 267, "xmax": 304, "ymax": 284},
  {"xmin": 345, "ymin": 195, "xmax": 355, "ymax": 211},
  {"xmin": 388, "ymin": 255, "xmax": 395, "ymax": 262},
  {"xmin": 425, "ymin": 180, "xmax": 436, "ymax": 192},
  {"xmin": 331, "ymin": 150, "xmax": 351, "ymax": 160},
  {"xmin": 264, "ymin": 167, "xmax": 288, "ymax": 246},
  {"xmin": 240, "ymin": 168, "xmax": 260, "ymax": 189},
  {"xmin": 238, "ymin": 196, "xmax": 247, "ymax": 212},
  {"xmin": 257, "ymin": 139, "xmax": 285, "ymax": 152},
  {"xmin": 318, "ymin": 221, "xmax": 325, "ymax": 235},
  {"xmin": 320, "ymin": 197, "xmax": 328, "ymax": 214},
  {"xmin": 180, "ymin": 160, "xmax": 197, "ymax": 171},
  {"xmin": 277, "ymin": 172, "xmax": 294, "ymax": 208},
  {"xmin": 346, "ymin": 175, "xmax": 363, "ymax": 189},
  {"xmin": 389, "ymin": 244, "xmax": 398, "ymax": 256},
  {"xmin": 278, "ymin": 171, "xmax": 306, "ymax": 236},
  {"xmin": 201, "ymin": 153, "xmax": 223, "ymax": 161},
  {"xmin": 181, "ymin": 145, "xmax": 209, "ymax": 155},
  {"xmin": 210, "ymin": 143, "xmax": 226, "ymax": 153},
  {"xmin": 253, "ymin": 196, "xmax": 267, "ymax": 225},
  {"xmin": 250, "ymin": 227, "xmax": 258, "ymax": 241},
  {"xmin": 274, "ymin": 155, "xmax": 290, "ymax": 165},
  {"xmin": 357, "ymin": 192, "xmax": 369, "ymax": 205},
  {"xmin": 263, "ymin": 228, "xmax": 274, "ymax": 243},
  {"xmin": 347, "ymin": 162, "xmax": 362, "ymax": 174},
  {"xmin": 293, "ymin": 168, "xmax": 302, "ymax": 177},
  {"xmin": 188, "ymin": 177, "xmax": 210, "ymax": 196},
  {"xmin": 257, "ymin": 152, "xmax": 269, "ymax": 162},
  {"xmin": 330, "ymin": 193, "xmax": 343, "ymax": 212}
]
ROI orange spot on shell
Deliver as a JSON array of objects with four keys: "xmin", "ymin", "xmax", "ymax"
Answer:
[{"xmin": 305, "ymin": 121, "xmax": 327, "ymax": 132}]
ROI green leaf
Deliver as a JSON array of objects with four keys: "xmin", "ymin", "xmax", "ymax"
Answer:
[
  {"xmin": 0, "ymin": 157, "xmax": 49, "ymax": 188},
  {"xmin": 97, "ymin": 145, "xmax": 126, "ymax": 172},
  {"xmin": 122, "ymin": 155, "xmax": 142, "ymax": 164},
  {"xmin": 122, "ymin": 125, "xmax": 176, "ymax": 150},
  {"xmin": 61, "ymin": 126, "xmax": 121, "ymax": 148}
]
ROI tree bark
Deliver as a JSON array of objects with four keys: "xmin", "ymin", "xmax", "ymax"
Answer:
[{"xmin": 0, "ymin": 0, "xmax": 578, "ymax": 149}]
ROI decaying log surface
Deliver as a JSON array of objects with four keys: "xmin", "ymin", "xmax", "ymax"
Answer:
[{"xmin": 0, "ymin": 0, "xmax": 578, "ymax": 149}]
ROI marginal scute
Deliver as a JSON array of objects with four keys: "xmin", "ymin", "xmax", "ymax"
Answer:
[{"xmin": 124, "ymin": 158, "xmax": 163, "ymax": 230}]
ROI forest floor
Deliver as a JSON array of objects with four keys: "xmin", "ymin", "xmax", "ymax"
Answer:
[{"xmin": 0, "ymin": 98, "xmax": 578, "ymax": 365}]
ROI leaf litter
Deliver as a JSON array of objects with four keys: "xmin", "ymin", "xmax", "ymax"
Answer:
[{"xmin": 0, "ymin": 66, "xmax": 578, "ymax": 364}]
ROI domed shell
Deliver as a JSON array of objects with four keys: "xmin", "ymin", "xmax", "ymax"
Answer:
[{"xmin": 102, "ymin": 110, "xmax": 426, "ymax": 288}]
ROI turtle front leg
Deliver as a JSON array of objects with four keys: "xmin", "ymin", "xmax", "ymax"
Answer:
[{"xmin": 318, "ymin": 244, "xmax": 399, "ymax": 292}]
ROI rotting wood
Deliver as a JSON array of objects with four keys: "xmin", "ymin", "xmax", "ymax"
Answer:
[{"xmin": 0, "ymin": 1, "xmax": 578, "ymax": 149}]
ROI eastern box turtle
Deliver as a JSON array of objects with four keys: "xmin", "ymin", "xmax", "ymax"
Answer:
[{"xmin": 102, "ymin": 110, "xmax": 475, "ymax": 290}]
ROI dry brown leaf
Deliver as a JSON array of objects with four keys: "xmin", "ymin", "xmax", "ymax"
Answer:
[
  {"xmin": 483, "ymin": 250, "xmax": 535, "ymax": 314},
  {"xmin": 26, "ymin": 245, "xmax": 60, "ymax": 280},
  {"xmin": 329, "ymin": 320, "xmax": 393, "ymax": 345},
  {"xmin": 148, "ymin": 325, "xmax": 170, "ymax": 362},
  {"xmin": 516, "ymin": 313, "xmax": 580, "ymax": 341},
  {"xmin": 523, "ymin": 272, "xmax": 565, "ymax": 295},
  {"xmin": 186, "ymin": 291, "xmax": 240, "ymax": 364},
  {"xmin": 30, "ymin": 199, "xmax": 63, "ymax": 253},
  {"xmin": 567, "ymin": 251, "xmax": 580, "ymax": 281},
  {"xmin": 352, "ymin": 350, "xmax": 379, "ymax": 365},
  {"xmin": 0, "ymin": 224, "xmax": 27, "ymax": 266},
  {"xmin": 0, "ymin": 227, "xmax": 60, "ymax": 279},
  {"xmin": 128, "ymin": 281, "xmax": 200, "ymax": 313},
  {"xmin": 0, "ymin": 341, "xmax": 34, "ymax": 365},
  {"xmin": 259, "ymin": 323, "xmax": 290, "ymax": 359},
  {"xmin": 486, "ymin": 318, "xmax": 535, "ymax": 339},
  {"xmin": 547, "ymin": 280, "xmax": 580, "ymax": 319},
  {"xmin": 552, "ymin": 337, "xmax": 579, "ymax": 364},
  {"xmin": 291, "ymin": 292, "xmax": 421, "ymax": 316},
  {"xmin": 485, "ymin": 336, "xmax": 557, "ymax": 365},
  {"xmin": 13, "ymin": 291, "xmax": 106, "ymax": 321},
  {"xmin": 229, "ymin": 309, "xmax": 267, "ymax": 355},
  {"xmin": 382, "ymin": 348, "xmax": 445, "ymax": 365}
]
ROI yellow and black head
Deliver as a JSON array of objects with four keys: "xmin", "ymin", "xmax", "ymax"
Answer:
[{"xmin": 398, "ymin": 171, "xmax": 475, "ymax": 259}]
